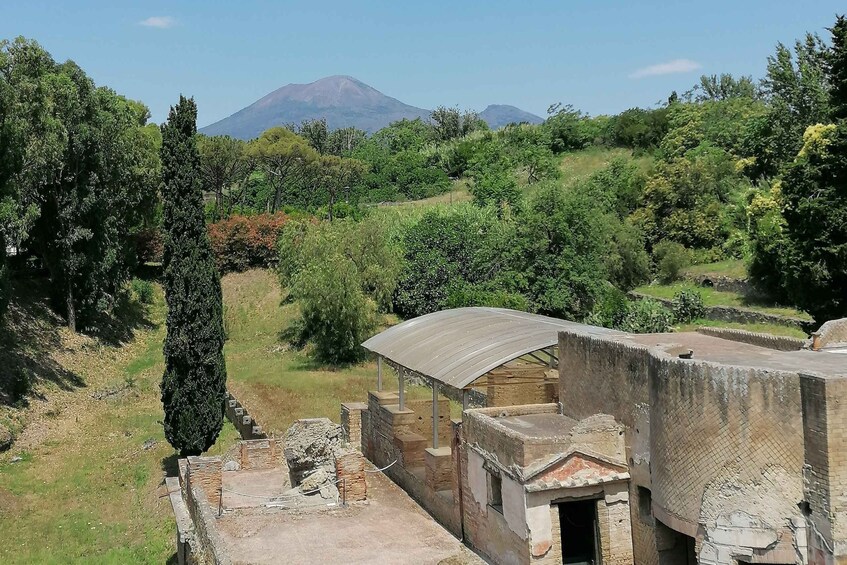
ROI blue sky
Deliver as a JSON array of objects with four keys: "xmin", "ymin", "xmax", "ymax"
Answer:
[{"xmin": 2, "ymin": 1, "xmax": 844, "ymax": 126}]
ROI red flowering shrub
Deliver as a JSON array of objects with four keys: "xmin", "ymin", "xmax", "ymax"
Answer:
[
  {"xmin": 135, "ymin": 228, "xmax": 164, "ymax": 264},
  {"xmin": 207, "ymin": 213, "xmax": 289, "ymax": 273}
]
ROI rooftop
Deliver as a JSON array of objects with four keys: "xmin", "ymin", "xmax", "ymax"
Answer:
[
  {"xmin": 491, "ymin": 412, "xmax": 578, "ymax": 441},
  {"xmin": 616, "ymin": 331, "xmax": 847, "ymax": 378},
  {"xmin": 362, "ymin": 307, "xmax": 614, "ymax": 389}
]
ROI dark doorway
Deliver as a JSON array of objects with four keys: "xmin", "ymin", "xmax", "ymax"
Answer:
[{"xmin": 559, "ymin": 499, "xmax": 599, "ymax": 564}]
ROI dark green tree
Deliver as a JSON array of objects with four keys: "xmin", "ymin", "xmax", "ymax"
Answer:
[
  {"xmin": 160, "ymin": 96, "xmax": 227, "ymax": 456},
  {"xmin": 780, "ymin": 15, "xmax": 847, "ymax": 321}
]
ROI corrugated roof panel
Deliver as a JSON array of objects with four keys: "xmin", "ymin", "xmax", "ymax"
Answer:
[{"xmin": 361, "ymin": 307, "xmax": 615, "ymax": 389}]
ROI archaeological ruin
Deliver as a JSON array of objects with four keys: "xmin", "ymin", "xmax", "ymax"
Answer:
[{"xmin": 170, "ymin": 306, "xmax": 847, "ymax": 564}]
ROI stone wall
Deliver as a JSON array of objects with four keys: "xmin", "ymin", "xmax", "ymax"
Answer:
[
  {"xmin": 180, "ymin": 457, "xmax": 232, "ymax": 565},
  {"xmin": 649, "ymin": 356, "xmax": 805, "ymax": 562},
  {"xmin": 485, "ymin": 367, "xmax": 557, "ymax": 407},
  {"xmin": 696, "ymin": 326, "xmax": 805, "ymax": 351},
  {"xmin": 558, "ymin": 328, "xmax": 815, "ymax": 564},
  {"xmin": 405, "ymin": 397, "xmax": 452, "ymax": 447},
  {"xmin": 463, "ymin": 404, "xmax": 560, "ymax": 469},
  {"xmin": 239, "ymin": 438, "xmax": 285, "ymax": 470},
  {"xmin": 341, "ymin": 401, "xmax": 366, "ymax": 447},
  {"xmin": 225, "ymin": 391, "xmax": 267, "ymax": 440},
  {"xmin": 801, "ymin": 374, "xmax": 847, "ymax": 562},
  {"xmin": 813, "ymin": 317, "xmax": 847, "ymax": 350},
  {"xmin": 629, "ymin": 291, "xmax": 808, "ymax": 329}
]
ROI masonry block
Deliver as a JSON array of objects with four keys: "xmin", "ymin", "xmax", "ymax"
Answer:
[
  {"xmin": 425, "ymin": 446, "xmax": 453, "ymax": 491},
  {"xmin": 394, "ymin": 431, "xmax": 426, "ymax": 468}
]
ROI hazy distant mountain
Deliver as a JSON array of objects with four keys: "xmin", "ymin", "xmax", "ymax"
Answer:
[
  {"xmin": 479, "ymin": 105, "xmax": 544, "ymax": 129},
  {"xmin": 200, "ymin": 76, "xmax": 545, "ymax": 139},
  {"xmin": 200, "ymin": 75, "xmax": 430, "ymax": 139}
]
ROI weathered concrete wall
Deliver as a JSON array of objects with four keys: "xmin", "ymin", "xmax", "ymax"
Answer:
[
  {"xmin": 697, "ymin": 326, "xmax": 805, "ymax": 352},
  {"xmin": 649, "ymin": 356, "xmax": 805, "ymax": 562},
  {"xmin": 559, "ymin": 329, "xmax": 811, "ymax": 564},
  {"xmin": 559, "ymin": 331, "xmax": 658, "ymax": 564},
  {"xmin": 461, "ymin": 446, "xmax": 529, "ymax": 564}
]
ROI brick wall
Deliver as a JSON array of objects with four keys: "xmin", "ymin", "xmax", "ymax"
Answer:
[
  {"xmin": 341, "ymin": 401, "xmax": 367, "ymax": 448},
  {"xmin": 463, "ymin": 404, "xmax": 560, "ymax": 469},
  {"xmin": 405, "ymin": 397, "xmax": 452, "ymax": 447},
  {"xmin": 239, "ymin": 438, "xmax": 285, "ymax": 470},
  {"xmin": 486, "ymin": 367, "xmax": 557, "ymax": 407},
  {"xmin": 187, "ymin": 456, "xmax": 222, "ymax": 505},
  {"xmin": 363, "ymin": 391, "xmax": 462, "ymax": 536},
  {"xmin": 336, "ymin": 450, "xmax": 367, "ymax": 502}
]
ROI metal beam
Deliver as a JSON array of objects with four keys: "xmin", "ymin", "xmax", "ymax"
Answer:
[
  {"xmin": 432, "ymin": 380, "xmax": 439, "ymax": 449},
  {"xmin": 398, "ymin": 369, "xmax": 405, "ymax": 411},
  {"xmin": 377, "ymin": 355, "xmax": 383, "ymax": 391}
]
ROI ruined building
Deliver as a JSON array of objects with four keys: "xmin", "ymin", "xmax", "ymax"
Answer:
[
  {"xmin": 354, "ymin": 308, "xmax": 847, "ymax": 564},
  {"xmin": 172, "ymin": 307, "xmax": 847, "ymax": 564}
]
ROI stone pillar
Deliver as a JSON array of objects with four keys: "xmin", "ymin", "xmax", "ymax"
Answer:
[
  {"xmin": 341, "ymin": 401, "xmax": 368, "ymax": 449},
  {"xmin": 425, "ymin": 447, "xmax": 452, "ymax": 491},
  {"xmin": 598, "ymin": 483, "xmax": 635, "ymax": 565},
  {"xmin": 336, "ymin": 450, "xmax": 367, "ymax": 502},
  {"xmin": 187, "ymin": 456, "xmax": 222, "ymax": 505}
]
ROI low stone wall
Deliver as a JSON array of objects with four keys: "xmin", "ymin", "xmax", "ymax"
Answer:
[
  {"xmin": 239, "ymin": 438, "xmax": 285, "ymax": 470},
  {"xmin": 180, "ymin": 458, "xmax": 232, "ymax": 565},
  {"xmin": 696, "ymin": 326, "xmax": 805, "ymax": 351},
  {"xmin": 629, "ymin": 292, "xmax": 808, "ymax": 329},
  {"xmin": 363, "ymin": 391, "xmax": 463, "ymax": 536},
  {"xmin": 225, "ymin": 391, "xmax": 267, "ymax": 440}
]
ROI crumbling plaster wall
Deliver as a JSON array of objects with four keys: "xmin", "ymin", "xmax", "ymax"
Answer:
[
  {"xmin": 649, "ymin": 355, "xmax": 805, "ymax": 562},
  {"xmin": 559, "ymin": 329, "xmax": 810, "ymax": 564},
  {"xmin": 559, "ymin": 331, "xmax": 658, "ymax": 564}
]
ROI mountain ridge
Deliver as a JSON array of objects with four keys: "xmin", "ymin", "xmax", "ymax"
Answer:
[{"xmin": 200, "ymin": 76, "xmax": 543, "ymax": 139}]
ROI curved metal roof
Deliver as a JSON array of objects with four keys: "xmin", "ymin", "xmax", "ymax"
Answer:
[{"xmin": 361, "ymin": 307, "xmax": 615, "ymax": 389}]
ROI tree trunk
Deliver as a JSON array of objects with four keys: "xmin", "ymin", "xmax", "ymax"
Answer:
[{"xmin": 66, "ymin": 280, "xmax": 76, "ymax": 333}]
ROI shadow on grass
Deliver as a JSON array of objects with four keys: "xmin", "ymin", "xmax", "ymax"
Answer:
[
  {"xmin": 0, "ymin": 278, "xmax": 85, "ymax": 405},
  {"xmin": 161, "ymin": 453, "xmax": 180, "ymax": 478},
  {"xmin": 165, "ymin": 552, "xmax": 179, "ymax": 565}
]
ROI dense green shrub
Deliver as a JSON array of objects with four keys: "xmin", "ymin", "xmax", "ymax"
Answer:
[
  {"xmin": 279, "ymin": 218, "xmax": 400, "ymax": 312},
  {"xmin": 652, "ymin": 241, "xmax": 692, "ymax": 283},
  {"xmin": 619, "ymin": 299, "xmax": 675, "ymax": 333},
  {"xmin": 394, "ymin": 207, "xmax": 501, "ymax": 318},
  {"xmin": 672, "ymin": 289, "xmax": 705, "ymax": 322},
  {"xmin": 445, "ymin": 283, "xmax": 530, "ymax": 311},
  {"xmin": 290, "ymin": 253, "xmax": 376, "ymax": 364},
  {"xmin": 131, "ymin": 278, "xmax": 154, "ymax": 305}
]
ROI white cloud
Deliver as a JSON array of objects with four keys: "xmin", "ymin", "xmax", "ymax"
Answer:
[
  {"xmin": 629, "ymin": 58, "xmax": 701, "ymax": 79},
  {"xmin": 139, "ymin": 16, "xmax": 177, "ymax": 29}
]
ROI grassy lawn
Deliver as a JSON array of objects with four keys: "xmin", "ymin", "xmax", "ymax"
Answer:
[
  {"xmin": 634, "ymin": 282, "xmax": 811, "ymax": 320},
  {"xmin": 558, "ymin": 146, "xmax": 654, "ymax": 188},
  {"xmin": 681, "ymin": 259, "xmax": 747, "ymax": 280},
  {"xmin": 676, "ymin": 319, "xmax": 809, "ymax": 339}
]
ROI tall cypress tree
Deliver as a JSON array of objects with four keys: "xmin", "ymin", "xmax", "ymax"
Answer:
[{"xmin": 160, "ymin": 96, "xmax": 227, "ymax": 456}]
